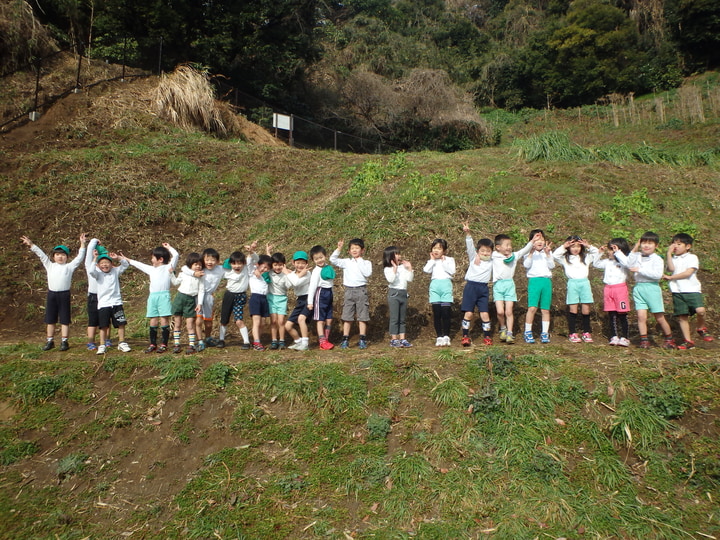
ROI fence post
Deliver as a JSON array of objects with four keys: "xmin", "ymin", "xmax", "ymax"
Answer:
[
  {"xmin": 289, "ymin": 114, "xmax": 294, "ymax": 147},
  {"xmin": 121, "ymin": 36, "xmax": 127, "ymax": 82},
  {"xmin": 158, "ymin": 36, "xmax": 163, "ymax": 75},
  {"xmin": 334, "ymin": 130, "xmax": 338, "ymax": 151},
  {"xmin": 30, "ymin": 58, "xmax": 42, "ymax": 121},
  {"xmin": 74, "ymin": 51, "xmax": 82, "ymax": 93}
]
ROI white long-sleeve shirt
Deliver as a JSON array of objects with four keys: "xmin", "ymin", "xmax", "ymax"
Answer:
[
  {"xmin": 86, "ymin": 238, "xmax": 100, "ymax": 295},
  {"xmin": 614, "ymin": 251, "xmax": 663, "ymax": 283},
  {"xmin": 552, "ymin": 245, "xmax": 598, "ymax": 280},
  {"xmin": 182, "ymin": 264, "xmax": 225, "ymax": 294},
  {"xmin": 384, "ymin": 265, "xmax": 414, "ymax": 290},
  {"xmin": 523, "ymin": 249, "xmax": 555, "ymax": 278},
  {"xmin": 423, "ymin": 257, "xmax": 456, "ymax": 280},
  {"xmin": 330, "ymin": 250, "xmax": 372, "ymax": 287},
  {"xmin": 492, "ymin": 240, "xmax": 534, "ymax": 282},
  {"xmin": 31, "ymin": 244, "xmax": 86, "ymax": 292},
  {"xmin": 89, "ymin": 260, "xmax": 130, "ymax": 308},
  {"xmin": 171, "ymin": 271, "xmax": 205, "ymax": 304},
  {"xmin": 593, "ymin": 255, "xmax": 629, "ymax": 286},
  {"xmin": 668, "ymin": 253, "xmax": 701, "ymax": 293},
  {"xmin": 247, "ymin": 257, "xmax": 269, "ymax": 295},
  {"xmin": 128, "ymin": 247, "xmax": 179, "ymax": 292},
  {"xmin": 223, "ymin": 254, "xmax": 256, "ymax": 294},
  {"xmin": 464, "ymin": 236, "xmax": 493, "ymax": 283},
  {"xmin": 268, "ymin": 271, "xmax": 289, "ymax": 295},
  {"xmin": 286, "ymin": 270, "xmax": 311, "ymax": 296}
]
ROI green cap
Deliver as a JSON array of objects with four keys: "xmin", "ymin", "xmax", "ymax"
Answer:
[
  {"xmin": 53, "ymin": 245, "xmax": 70, "ymax": 256},
  {"xmin": 293, "ymin": 250, "xmax": 308, "ymax": 261}
]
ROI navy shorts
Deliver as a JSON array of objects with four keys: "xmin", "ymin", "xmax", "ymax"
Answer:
[
  {"xmin": 249, "ymin": 293, "xmax": 270, "ymax": 317},
  {"xmin": 288, "ymin": 295, "xmax": 312, "ymax": 323},
  {"xmin": 98, "ymin": 305, "xmax": 127, "ymax": 329},
  {"xmin": 312, "ymin": 288, "xmax": 333, "ymax": 321},
  {"xmin": 460, "ymin": 281, "xmax": 490, "ymax": 313},
  {"xmin": 87, "ymin": 293, "xmax": 99, "ymax": 327}
]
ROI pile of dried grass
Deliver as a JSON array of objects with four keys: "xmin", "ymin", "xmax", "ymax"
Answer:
[
  {"xmin": 0, "ymin": 0, "xmax": 57, "ymax": 75},
  {"xmin": 153, "ymin": 65, "xmax": 242, "ymax": 137}
]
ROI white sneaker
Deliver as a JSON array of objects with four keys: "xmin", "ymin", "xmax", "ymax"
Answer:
[
  {"xmin": 296, "ymin": 342, "xmax": 309, "ymax": 351},
  {"xmin": 118, "ymin": 342, "xmax": 131, "ymax": 352},
  {"xmin": 435, "ymin": 337, "xmax": 444, "ymax": 347},
  {"xmin": 617, "ymin": 337, "xmax": 630, "ymax": 347},
  {"xmin": 96, "ymin": 344, "xmax": 106, "ymax": 355},
  {"xmin": 287, "ymin": 342, "xmax": 300, "ymax": 350},
  {"xmin": 609, "ymin": 336, "xmax": 620, "ymax": 346},
  {"xmin": 443, "ymin": 336, "xmax": 451, "ymax": 346}
]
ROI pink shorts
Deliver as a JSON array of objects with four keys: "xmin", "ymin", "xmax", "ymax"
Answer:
[{"xmin": 603, "ymin": 283, "xmax": 630, "ymax": 313}]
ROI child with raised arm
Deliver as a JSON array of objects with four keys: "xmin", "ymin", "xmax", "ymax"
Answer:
[
  {"xmin": 553, "ymin": 235, "xmax": 599, "ymax": 343},
  {"xmin": 217, "ymin": 244, "xmax": 257, "ymax": 349},
  {"xmin": 423, "ymin": 238, "xmax": 456, "ymax": 347},
  {"xmin": 286, "ymin": 251, "xmax": 312, "ymax": 351},
  {"xmin": 125, "ymin": 242, "xmax": 179, "ymax": 353},
  {"xmin": 664, "ymin": 233, "xmax": 713, "ymax": 349},
  {"xmin": 383, "ymin": 246, "xmax": 413, "ymax": 348},
  {"xmin": 593, "ymin": 238, "xmax": 632, "ymax": 347},
  {"xmin": 267, "ymin": 247, "xmax": 291, "ymax": 350},
  {"xmin": 614, "ymin": 231, "xmax": 675, "ymax": 349},
  {"xmin": 492, "ymin": 232, "xmax": 538, "ymax": 344},
  {"xmin": 248, "ymin": 252, "xmax": 273, "ymax": 351},
  {"xmin": 85, "ymin": 240, "xmax": 110, "ymax": 351},
  {"xmin": 171, "ymin": 252, "xmax": 206, "ymax": 354},
  {"xmin": 331, "ymin": 238, "xmax": 373, "ymax": 349},
  {"xmin": 86, "ymin": 238, "xmax": 131, "ymax": 355},
  {"xmin": 523, "ymin": 229, "xmax": 555, "ymax": 344},
  {"xmin": 181, "ymin": 248, "xmax": 224, "ymax": 351},
  {"xmin": 460, "ymin": 222, "xmax": 494, "ymax": 346},
  {"xmin": 307, "ymin": 245, "xmax": 336, "ymax": 350},
  {"xmin": 22, "ymin": 233, "xmax": 87, "ymax": 351}
]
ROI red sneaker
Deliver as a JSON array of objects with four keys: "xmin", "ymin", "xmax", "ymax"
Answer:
[
  {"xmin": 483, "ymin": 337, "xmax": 493, "ymax": 345},
  {"xmin": 319, "ymin": 339, "xmax": 335, "ymax": 350},
  {"xmin": 697, "ymin": 328, "xmax": 714, "ymax": 342},
  {"xmin": 461, "ymin": 336, "xmax": 471, "ymax": 347}
]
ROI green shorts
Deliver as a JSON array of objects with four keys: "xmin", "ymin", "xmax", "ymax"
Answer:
[
  {"xmin": 172, "ymin": 291, "xmax": 198, "ymax": 318},
  {"xmin": 267, "ymin": 293, "xmax": 288, "ymax": 315},
  {"xmin": 429, "ymin": 278, "xmax": 453, "ymax": 304},
  {"xmin": 672, "ymin": 292, "xmax": 704, "ymax": 316},
  {"xmin": 527, "ymin": 277, "xmax": 552, "ymax": 310},
  {"xmin": 633, "ymin": 282, "xmax": 665, "ymax": 313},
  {"xmin": 493, "ymin": 279, "xmax": 517, "ymax": 302},
  {"xmin": 566, "ymin": 278, "xmax": 594, "ymax": 305}
]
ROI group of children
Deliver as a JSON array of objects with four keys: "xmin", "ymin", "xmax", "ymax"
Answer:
[{"xmin": 23, "ymin": 226, "xmax": 712, "ymax": 353}]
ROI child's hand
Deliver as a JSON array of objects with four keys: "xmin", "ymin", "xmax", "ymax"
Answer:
[
  {"xmin": 632, "ymin": 240, "xmax": 640, "ymax": 252},
  {"xmin": 544, "ymin": 242, "xmax": 553, "ymax": 254},
  {"xmin": 245, "ymin": 240, "xmax": 258, "ymax": 252},
  {"xmin": 337, "ymin": 240, "xmax": 344, "ymax": 250},
  {"xmin": 402, "ymin": 260, "xmax": 413, "ymax": 271},
  {"xmin": 117, "ymin": 251, "xmax": 128, "ymax": 261},
  {"xmin": 629, "ymin": 266, "xmax": 639, "ymax": 272},
  {"xmin": 193, "ymin": 270, "xmax": 205, "ymax": 278},
  {"xmin": 195, "ymin": 305, "xmax": 202, "ymax": 314},
  {"xmin": 79, "ymin": 233, "xmax": 87, "ymax": 245},
  {"xmin": 462, "ymin": 221, "xmax": 470, "ymax": 234},
  {"xmin": 21, "ymin": 235, "xmax": 32, "ymax": 247},
  {"xmin": 533, "ymin": 232, "xmax": 543, "ymax": 242},
  {"xmin": 598, "ymin": 245, "xmax": 607, "ymax": 253},
  {"xmin": 307, "ymin": 303, "xmax": 313, "ymax": 311},
  {"xmin": 563, "ymin": 239, "xmax": 572, "ymax": 248},
  {"xmin": 667, "ymin": 244, "xmax": 676, "ymax": 255},
  {"xmin": 108, "ymin": 252, "xmax": 119, "ymax": 259},
  {"xmin": 282, "ymin": 266, "xmax": 291, "ymax": 274},
  {"xmin": 168, "ymin": 266, "xmax": 174, "ymax": 274},
  {"xmin": 662, "ymin": 274, "xmax": 672, "ymax": 281},
  {"xmin": 266, "ymin": 243, "xmax": 274, "ymax": 255}
]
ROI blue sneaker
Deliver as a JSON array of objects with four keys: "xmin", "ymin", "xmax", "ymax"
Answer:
[
  {"xmin": 196, "ymin": 341, "xmax": 206, "ymax": 352},
  {"xmin": 105, "ymin": 339, "xmax": 112, "ymax": 347},
  {"xmin": 358, "ymin": 339, "xmax": 367, "ymax": 349},
  {"xmin": 540, "ymin": 332, "xmax": 551, "ymax": 344},
  {"xmin": 87, "ymin": 342, "xmax": 97, "ymax": 351},
  {"xmin": 340, "ymin": 339, "xmax": 349, "ymax": 349},
  {"xmin": 524, "ymin": 331, "xmax": 535, "ymax": 344}
]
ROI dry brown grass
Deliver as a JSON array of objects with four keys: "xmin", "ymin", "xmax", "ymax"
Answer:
[{"xmin": 0, "ymin": 0, "xmax": 57, "ymax": 74}]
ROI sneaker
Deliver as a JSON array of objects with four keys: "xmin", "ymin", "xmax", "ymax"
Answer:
[
  {"xmin": 677, "ymin": 340, "xmax": 695, "ymax": 350},
  {"xmin": 524, "ymin": 331, "xmax": 535, "ymax": 344},
  {"xmin": 42, "ymin": 340, "xmax": 55, "ymax": 351},
  {"xmin": 442, "ymin": 336, "xmax": 451, "ymax": 346},
  {"xmin": 296, "ymin": 342, "xmax": 309, "ymax": 351},
  {"xmin": 390, "ymin": 339, "xmax": 402, "ymax": 348},
  {"xmin": 435, "ymin": 337, "xmax": 444, "ymax": 347},
  {"xmin": 483, "ymin": 337, "xmax": 493, "ymax": 346},
  {"xmin": 96, "ymin": 344, "xmax": 106, "ymax": 355},
  {"xmin": 186, "ymin": 346, "xmax": 197, "ymax": 354},
  {"xmin": 581, "ymin": 332, "xmax": 594, "ymax": 343},
  {"xmin": 400, "ymin": 339, "xmax": 413, "ymax": 348},
  {"xmin": 617, "ymin": 337, "xmax": 630, "ymax": 347},
  {"xmin": 173, "ymin": 345, "xmax": 182, "ymax": 354},
  {"xmin": 105, "ymin": 339, "xmax": 112, "ymax": 348},
  {"xmin": 118, "ymin": 342, "xmax": 131, "ymax": 353},
  {"xmin": 638, "ymin": 339, "xmax": 650, "ymax": 349},
  {"xmin": 568, "ymin": 333, "xmax": 582, "ymax": 343},
  {"xmin": 216, "ymin": 340, "xmax": 226, "ymax": 349},
  {"xmin": 144, "ymin": 344, "xmax": 157, "ymax": 354},
  {"xmin": 340, "ymin": 339, "xmax": 349, "ymax": 350},
  {"xmin": 540, "ymin": 332, "xmax": 550, "ymax": 344},
  {"xmin": 241, "ymin": 342, "xmax": 251, "ymax": 350},
  {"xmin": 270, "ymin": 341, "xmax": 279, "ymax": 350},
  {"xmin": 278, "ymin": 341, "xmax": 286, "ymax": 350},
  {"xmin": 662, "ymin": 338, "xmax": 677, "ymax": 350},
  {"xmin": 319, "ymin": 339, "xmax": 334, "ymax": 350},
  {"xmin": 609, "ymin": 336, "xmax": 620, "ymax": 346},
  {"xmin": 499, "ymin": 329, "xmax": 507, "ymax": 342},
  {"xmin": 252, "ymin": 342, "xmax": 265, "ymax": 351},
  {"xmin": 359, "ymin": 339, "xmax": 368, "ymax": 349},
  {"xmin": 505, "ymin": 332, "xmax": 515, "ymax": 344},
  {"xmin": 288, "ymin": 342, "xmax": 301, "ymax": 350},
  {"xmin": 156, "ymin": 344, "xmax": 168, "ymax": 353},
  {"xmin": 196, "ymin": 341, "xmax": 206, "ymax": 352},
  {"xmin": 205, "ymin": 337, "xmax": 218, "ymax": 347},
  {"xmin": 87, "ymin": 342, "xmax": 97, "ymax": 351},
  {"xmin": 60, "ymin": 340, "xmax": 70, "ymax": 351},
  {"xmin": 461, "ymin": 336, "xmax": 472, "ymax": 347},
  {"xmin": 697, "ymin": 328, "xmax": 714, "ymax": 342}
]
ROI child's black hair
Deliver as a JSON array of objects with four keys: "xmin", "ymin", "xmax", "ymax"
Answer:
[
  {"xmin": 608, "ymin": 237, "xmax": 630, "ymax": 256},
  {"xmin": 257, "ymin": 254, "xmax": 273, "ymax": 266},
  {"xmin": 202, "ymin": 248, "xmax": 220, "ymax": 260},
  {"xmin": 271, "ymin": 252, "xmax": 286, "ymax": 265},
  {"xmin": 640, "ymin": 231, "xmax": 660, "ymax": 244},
  {"xmin": 152, "ymin": 246, "xmax": 171, "ymax": 264},
  {"xmin": 431, "ymin": 238, "xmax": 448, "ymax": 252},
  {"xmin": 564, "ymin": 235, "xmax": 588, "ymax": 265},
  {"xmin": 476, "ymin": 238, "xmax": 494, "ymax": 251},
  {"xmin": 383, "ymin": 246, "xmax": 400, "ymax": 268},
  {"xmin": 529, "ymin": 229, "xmax": 546, "ymax": 241},
  {"xmin": 229, "ymin": 251, "xmax": 246, "ymax": 264},
  {"xmin": 672, "ymin": 232, "xmax": 694, "ymax": 245},
  {"xmin": 309, "ymin": 245, "xmax": 327, "ymax": 258},
  {"xmin": 349, "ymin": 238, "xmax": 365, "ymax": 250},
  {"xmin": 185, "ymin": 252, "xmax": 203, "ymax": 268},
  {"xmin": 494, "ymin": 234, "xmax": 511, "ymax": 246}
]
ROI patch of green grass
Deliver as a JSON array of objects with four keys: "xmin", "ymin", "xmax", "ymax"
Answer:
[
  {"xmin": 201, "ymin": 362, "xmax": 234, "ymax": 389},
  {"xmin": 56, "ymin": 452, "xmax": 88, "ymax": 477},
  {"xmin": 0, "ymin": 439, "xmax": 39, "ymax": 465},
  {"xmin": 153, "ymin": 355, "xmax": 200, "ymax": 384},
  {"xmin": 609, "ymin": 398, "xmax": 673, "ymax": 451},
  {"xmin": 16, "ymin": 374, "xmax": 65, "ymax": 404},
  {"xmin": 430, "ymin": 377, "xmax": 469, "ymax": 408}
]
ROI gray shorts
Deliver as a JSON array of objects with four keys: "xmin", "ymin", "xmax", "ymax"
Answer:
[{"xmin": 342, "ymin": 286, "xmax": 370, "ymax": 322}]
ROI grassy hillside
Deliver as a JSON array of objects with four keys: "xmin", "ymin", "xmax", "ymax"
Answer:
[{"xmin": 1, "ymin": 76, "xmax": 720, "ymax": 539}]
